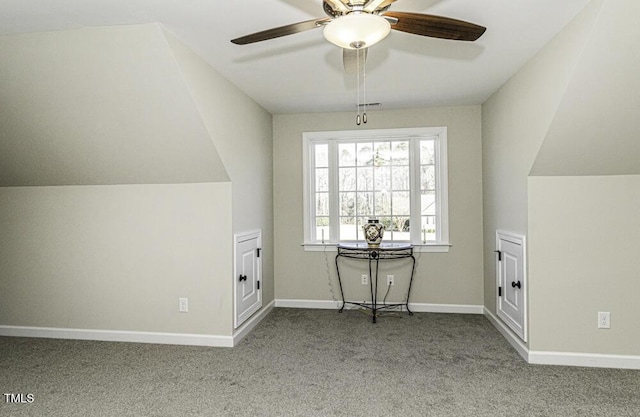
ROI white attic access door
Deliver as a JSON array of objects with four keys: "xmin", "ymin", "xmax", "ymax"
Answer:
[
  {"xmin": 496, "ymin": 231, "xmax": 527, "ymax": 342},
  {"xmin": 234, "ymin": 230, "xmax": 262, "ymax": 329}
]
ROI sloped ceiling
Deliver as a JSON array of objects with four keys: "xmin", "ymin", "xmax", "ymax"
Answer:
[
  {"xmin": 0, "ymin": 24, "xmax": 229, "ymax": 186},
  {"xmin": 530, "ymin": 0, "xmax": 640, "ymax": 176},
  {"xmin": 0, "ymin": 0, "xmax": 591, "ymax": 114}
]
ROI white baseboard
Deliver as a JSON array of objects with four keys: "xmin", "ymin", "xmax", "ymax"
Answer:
[
  {"xmin": 483, "ymin": 307, "xmax": 529, "ymax": 361},
  {"xmin": 410, "ymin": 303, "xmax": 484, "ymax": 314},
  {"xmin": 0, "ymin": 299, "xmax": 276, "ymax": 349},
  {"xmin": 275, "ymin": 299, "xmax": 341, "ymax": 309},
  {"xmin": 275, "ymin": 299, "xmax": 483, "ymax": 315},
  {"xmin": 232, "ymin": 300, "xmax": 275, "ymax": 346},
  {"xmin": 528, "ymin": 351, "xmax": 640, "ymax": 370},
  {"xmin": 0, "ymin": 325, "xmax": 233, "ymax": 347},
  {"xmin": 483, "ymin": 307, "xmax": 640, "ymax": 370}
]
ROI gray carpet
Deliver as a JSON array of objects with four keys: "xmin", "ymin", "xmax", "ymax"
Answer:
[{"xmin": 1, "ymin": 308, "xmax": 639, "ymax": 416}]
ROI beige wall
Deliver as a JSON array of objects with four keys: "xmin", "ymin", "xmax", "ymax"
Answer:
[
  {"xmin": 0, "ymin": 24, "xmax": 228, "ymax": 186},
  {"xmin": 0, "ymin": 184, "xmax": 233, "ymax": 335},
  {"xmin": 530, "ymin": 0, "xmax": 640, "ymax": 176},
  {"xmin": 526, "ymin": 0, "xmax": 640, "ymax": 354},
  {"xmin": 483, "ymin": 0, "xmax": 640, "ymax": 357},
  {"xmin": 0, "ymin": 24, "xmax": 273, "ymax": 338},
  {"xmin": 273, "ymin": 106, "xmax": 484, "ymax": 307},
  {"xmin": 481, "ymin": 0, "xmax": 602, "ymax": 320},
  {"xmin": 528, "ymin": 176, "xmax": 640, "ymax": 354},
  {"xmin": 165, "ymin": 31, "xmax": 275, "ymax": 308}
]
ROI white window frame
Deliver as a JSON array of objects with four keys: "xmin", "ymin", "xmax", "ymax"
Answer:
[{"xmin": 302, "ymin": 127, "xmax": 450, "ymax": 253}]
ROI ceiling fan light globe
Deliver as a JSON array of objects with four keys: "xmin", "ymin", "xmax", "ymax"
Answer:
[{"xmin": 323, "ymin": 13, "xmax": 391, "ymax": 49}]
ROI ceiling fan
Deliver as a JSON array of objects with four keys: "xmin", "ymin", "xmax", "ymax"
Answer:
[{"xmin": 231, "ymin": 0, "xmax": 486, "ymax": 72}]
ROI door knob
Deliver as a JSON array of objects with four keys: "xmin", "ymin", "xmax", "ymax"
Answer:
[
  {"xmin": 511, "ymin": 281, "xmax": 521, "ymax": 289},
  {"xmin": 239, "ymin": 275, "xmax": 247, "ymax": 282}
]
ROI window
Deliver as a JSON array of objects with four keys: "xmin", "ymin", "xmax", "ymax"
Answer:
[{"xmin": 303, "ymin": 127, "xmax": 449, "ymax": 252}]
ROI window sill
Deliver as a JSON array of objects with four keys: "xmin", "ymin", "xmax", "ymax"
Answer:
[{"xmin": 302, "ymin": 243, "xmax": 451, "ymax": 253}]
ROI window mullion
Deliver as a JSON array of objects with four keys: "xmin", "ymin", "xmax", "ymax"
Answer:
[
  {"xmin": 409, "ymin": 137, "xmax": 421, "ymax": 244},
  {"xmin": 435, "ymin": 133, "xmax": 449, "ymax": 244},
  {"xmin": 303, "ymin": 136, "xmax": 314, "ymax": 243},
  {"xmin": 328, "ymin": 140, "xmax": 340, "ymax": 243},
  {"xmin": 434, "ymin": 137, "xmax": 441, "ymax": 243}
]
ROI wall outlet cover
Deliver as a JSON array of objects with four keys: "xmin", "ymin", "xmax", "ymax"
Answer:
[
  {"xmin": 386, "ymin": 275, "xmax": 395, "ymax": 286},
  {"xmin": 179, "ymin": 298, "xmax": 189, "ymax": 313},
  {"xmin": 598, "ymin": 311, "xmax": 610, "ymax": 329}
]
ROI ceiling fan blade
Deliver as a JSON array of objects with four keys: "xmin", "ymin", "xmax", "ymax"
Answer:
[
  {"xmin": 326, "ymin": 0, "xmax": 350, "ymax": 13},
  {"xmin": 364, "ymin": 0, "xmax": 397, "ymax": 13},
  {"xmin": 383, "ymin": 11, "xmax": 486, "ymax": 41},
  {"xmin": 343, "ymin": 47, "xmax": 368, "ymax": 74},
  {"xmin": 231, "ymin": 17, "xmax": 331, "ymax": 45}
]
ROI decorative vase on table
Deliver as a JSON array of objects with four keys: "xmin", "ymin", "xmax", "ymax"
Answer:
[{"xmin": 362, "ymin": 219, "xmax": 384, "ymax": 247}]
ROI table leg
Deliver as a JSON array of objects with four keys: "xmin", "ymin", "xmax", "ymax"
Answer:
[
  {"xmin": 335, "ymin": 253, "xmax": 346, "ymax": 313},
  {"xmin": 367, "ymin": 256, "xmax": 375, "ymax": 322}
]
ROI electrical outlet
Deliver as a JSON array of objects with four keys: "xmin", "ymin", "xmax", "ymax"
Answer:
[
  {"xmin": 386, "ymin": 275, "xmax": 395, "ymax": 286},
  {"xmin": 361, "ymin": 274, "xmax": 368, "ymax": 285},
  {"xmin": 598, "ymin": 312, "xmax": 610, "ymax": 329},
  {"xmin": 179, "ymin": 298, "xmax": 189, "ymax": 313}
]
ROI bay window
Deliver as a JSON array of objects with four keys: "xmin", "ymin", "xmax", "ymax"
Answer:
[{"xmin": 303, "ymin": 127, "xmax": 449, "ymax": 252}]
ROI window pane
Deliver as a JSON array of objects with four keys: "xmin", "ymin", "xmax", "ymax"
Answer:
[
  {"xmin": 357, "ymin": 192, "xmax": 374, "ymax": 216},
  {"xmin": 392, "ymin": 216, "xmax": 410, "ymax": 241},
  {"xmin": 316, "ymin": 193, "xmax": 329, "ymax": 216},
  {"xmin": 374, "ymin": 166, "xmax": 391, "ymax": 191},
  {"xmin": 392, "ymin": 166, "xmax": 410, "ymax": 191},
  {"xmin": 392, "ymin": 191, "xmax": 410, "ymax": 216},
  {"xmin": 392, "ymin": 216, "xmax": 410, "ymax": 232},
  {"xmin": 339, "ymin": 167, "xmax": 356, "ymax": 191},
  {"xmin": 392, "ymin": 141, "xmax": 409, "ymax": 165},
  {"xmin": 339, "ymin": 143, "xmax": 356, "ymax": 166},
  {"xmin": 357, "ymin": 143, "xmax": 373, "ymax": 166},
  {"xmin": 422, "ymin": 215, "xmax": 436, "ymax": 227},
  {"xmin": 315, "ymin": 168, "xmax": 328, "ymax": 192},
  {"xmin": 357, "ymin": 167, "xmax": 373, "ymax": 190},
  {"xmin": 375, "ymin": 191, "xmax": 391, "ymax": 216},
  {"xmin": 421, "ymin": 216, "xmax": 437, "ymax": 241},
  {"xmin": 378, "ymin": 216, "xmax": 392, "ymax": 238},
  {"xmin": 356, "ymin": 217, "xmax": 369, "ymax": 240},
  {"xmin": 421, "ymin": 191, "xmax": 436, "ymax": 215},
  {"xmin": 316, "ymin": 217, "xmax": 330, "ymax": 241},
  {"xmin": 421, "ymin": 165, "xmax": 436, "ymax": 191},
  {"xmin": 420, "ymin": 140, "xmax": 435, "ymax": 165},
  {"xmin": 339, "ymin": 217, "xmax": 357, "ymax": 241},
  {"xmin": 373, "ymin": 142, "xmax": 391, "ymax": 166},
  {"xmin": 339, "ymin": 192, "xmax": 356, "ymax": 217},
  {"xmin": 315, "ymin": 144, "xmax": 328, "ymax": 167}
]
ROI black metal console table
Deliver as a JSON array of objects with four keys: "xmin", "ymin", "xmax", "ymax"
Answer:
[{"xmin": 335, "ymin": 243, "xmax": 416, "ymax": 323}]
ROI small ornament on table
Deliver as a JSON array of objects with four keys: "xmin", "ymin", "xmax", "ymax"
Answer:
[{"xmin": 362, "ymin": 219, "xmax": 384, "ymax": 247}]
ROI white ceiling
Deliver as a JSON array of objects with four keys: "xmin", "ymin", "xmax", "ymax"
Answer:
[{"xmin": 1, "ymin": 0, "xmax": 591, "ymax": 114}]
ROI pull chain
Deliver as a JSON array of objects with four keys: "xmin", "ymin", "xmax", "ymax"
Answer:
[
  {"xmin": 356, "ymin": 47, "xmax": 361, "ymax": 126},
  {"xmin": 363, "ymin": 48, "xmax": 367, "ymax": 124},
  {"xmin": 354, "ymin": 46, "xmax": 368, "ymax": 126}
]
